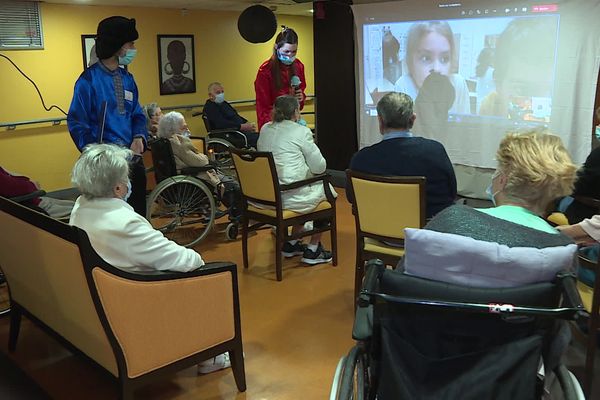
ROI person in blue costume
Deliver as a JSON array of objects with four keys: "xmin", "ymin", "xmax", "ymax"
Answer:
[{"xmin": 67, "ymin": 16, "xmax": 147, "ymax": 216}]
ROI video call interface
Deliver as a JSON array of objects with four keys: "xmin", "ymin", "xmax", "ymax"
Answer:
[{"xmin": 363, "ymin": 6, "xmax": 559, "ymax": 125}]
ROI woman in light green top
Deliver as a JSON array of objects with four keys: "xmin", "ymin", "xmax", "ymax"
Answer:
[{"xmin": 482, "ymin": 129, "xmax": 577, "ymax": 233}]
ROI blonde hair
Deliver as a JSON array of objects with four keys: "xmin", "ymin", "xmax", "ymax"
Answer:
[{"xmin": 496, "ymin": 128, "xmax": 576, "ymax": 214}]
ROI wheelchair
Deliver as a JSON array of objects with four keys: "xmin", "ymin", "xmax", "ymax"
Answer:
[
  {"xmin": 145, "ymin": 137, "xmax": 240, "ymax": 248},
  {"xmin": 330, "ymin": 259, "xmax": 587, "ymax": 400},
  {"xmin": 193, "ymin": 111, "xmax": 253, "ymax": 173}
]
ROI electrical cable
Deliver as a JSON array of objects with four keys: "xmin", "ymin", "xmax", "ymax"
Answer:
[{"xmin": 0, "ymin": 52, "xmax": 68, "ymax": 116}]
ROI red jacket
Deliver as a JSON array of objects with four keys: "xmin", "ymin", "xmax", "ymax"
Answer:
[
  {"xmin": 254, "ymin": 57, "xmax": 306, "ymax": 130},
  {"xmin": 0, "ymin": 167, "xmax": 41, "ymax": 205}
]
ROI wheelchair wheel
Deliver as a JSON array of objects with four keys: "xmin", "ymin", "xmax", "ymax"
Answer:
[
  {"xmin": 146, "ymin": 176, "xmax": 216, "ymax": 248},
  {"xmin": 0, "ymin": 269, "xmax": 9, "ymax": 317},
  {"xmin": 331, "ymin": 345, "xmax": 368, "ymax": 400},
  {"xmin": 226, "ymin": 222, "xmax": 238, "ymax": 241},
  {"xmin": 206, "ymin": 138, "xmax": 235, "ymax": 172}
]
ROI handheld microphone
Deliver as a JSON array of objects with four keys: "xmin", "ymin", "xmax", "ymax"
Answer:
[{"xmin": 290, "ymin": 75, "xmax": 301, "ymax": 90}]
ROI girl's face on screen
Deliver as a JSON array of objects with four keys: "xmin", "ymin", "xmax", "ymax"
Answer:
[{"xmin": 411, "ymin": 32, "xmax": 451, "ymax": 89}]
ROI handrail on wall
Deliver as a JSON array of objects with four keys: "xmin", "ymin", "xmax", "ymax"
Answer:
[{"xmin": 1, "ymin": 95, "xmax": 316, "ymax": 130}]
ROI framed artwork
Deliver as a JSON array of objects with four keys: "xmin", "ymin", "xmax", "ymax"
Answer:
[
  {"xmin": 157, "ymin": 34, "xmax": 196, "ymax": 95},
  {"xmin": 81, "ymin": 34, "xmax": 96, "ymax": 70}
]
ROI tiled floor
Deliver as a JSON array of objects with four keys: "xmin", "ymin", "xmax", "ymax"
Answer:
[{"xmin": 0, "ymin": 192, "xmax": 598, "ymax": 399}]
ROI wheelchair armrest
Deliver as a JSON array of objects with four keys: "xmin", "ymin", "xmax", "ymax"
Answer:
[
  {"xmin": 180, "ymin": 165, "xmax": 216, "ymax": 175},
  {"xmin": 10, "ymin": 190, "xmax": 46, "ymax": 203},
  {"xmin": 358, "ymin": 259, "xmax": 386, "ymax": 307},
  {"xmin": 209, "ymin": 128, "xmax": 245, "ymax": 135},
  {"xmin": 558, "ymin": 271, "xmax": 585, "ymax": 310},
  {"xmin": 352, "ymin": 305, "xmax": 373, "ymax": 341}
]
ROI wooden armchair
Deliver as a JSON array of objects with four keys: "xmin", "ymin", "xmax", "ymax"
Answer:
[
  {"xmin": 230, "ymin": 148, "xmax": 337, "ymax": 281},
  {"xmin": 345, "ymin": 170, "xmax": 426, "ymax": 307},
  {"xmin": 0, "ymin": 196, "xmax": 246, "ymax": 399}
]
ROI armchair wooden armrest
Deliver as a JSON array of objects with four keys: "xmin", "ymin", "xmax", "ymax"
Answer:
[
  {"xmin": 578, "ymin": 255, "xmax": 600, "ymax": 274},
  {"xmin": 281, "ymin": 174, "xmax": 336, "ymax": 203},
  {"xmin": 90, "ymin": 262, "xmax": 240, "ymax": 379}
]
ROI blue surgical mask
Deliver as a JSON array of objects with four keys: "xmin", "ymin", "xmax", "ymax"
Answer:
[
  {"xmin": 118, "ymin": 49, "xmax": 137, "ymax": 65},
  {"xmin": 123, "ymin": 180, "xmax": 132, "ymax": 202},
  {"xmin": 297, "ymin": 118, "xmax": 307, "ymax": 127},
  {"xmin": 278, "ymin": 52, "xmax": 295, "ymax": 65},
  {"xmin": 486, "ymin": 171, "xmax": 501, "ymax": 206},
  {"xmin": 182, "ymin": 129, "xmax": 191, "ymax": 138},
  {"xmin": 595, "ymin": 126, "xmax": 600, "ymax": 141},
  {"xmin": 485, "ymin": 183, "xmax": 497, "ymax": 206},
  {"xmin": 215, "ymin": 93, "xmax": 225, "ymax": 104}
]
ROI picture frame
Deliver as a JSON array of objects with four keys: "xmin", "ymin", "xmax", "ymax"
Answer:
[
  {"xmin": 157, "ymin": 34, "xmax": 196, "ymax": 95},
  {"xmin": 81, "ymin": 34, "xmax": 96, "ymax": 70}
]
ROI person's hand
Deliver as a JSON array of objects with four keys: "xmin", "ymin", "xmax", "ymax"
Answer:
[
  {"xmin": 240, "ymin": 122, "xmax": 256, "ymax": 132},
  {"xmin": 294, "ymin": 88, "xmax": 303, "ymax": 103},
  {"xmin": 130, "ymin": 137, "xmax": 144, "ymax": 155}
]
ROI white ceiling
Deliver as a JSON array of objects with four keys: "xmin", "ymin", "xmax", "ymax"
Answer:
[{"xmin": 41, "ymin": 0, "xmax": 315, "ymax": 16}]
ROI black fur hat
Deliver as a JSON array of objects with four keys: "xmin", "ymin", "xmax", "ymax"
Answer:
[{"xmin": 95, "ymin": 16, "xmax": 138, "ymax": 59}]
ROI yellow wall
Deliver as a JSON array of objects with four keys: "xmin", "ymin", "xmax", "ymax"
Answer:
[{"xmin": 0, "ymin": 3, "xmax": 313, "ymax": 190}]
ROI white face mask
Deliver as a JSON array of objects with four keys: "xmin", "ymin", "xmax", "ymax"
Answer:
[
  {"xmin": 214, "ymin": 92, "xmax": 225, "ymax": 104},
  {"xmin": 123, "ymin": 180, "xmax": 132, "ymax": 202}
]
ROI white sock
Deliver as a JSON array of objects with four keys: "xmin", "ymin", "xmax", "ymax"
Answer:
[{"xmin": 307, "ymin": 243, "xmax": 318, "ymax": 252}]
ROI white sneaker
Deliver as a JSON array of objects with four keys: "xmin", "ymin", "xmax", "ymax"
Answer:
[{"xmin": 198, "ymin": 352, "xmax": 231, "ymax": 374}]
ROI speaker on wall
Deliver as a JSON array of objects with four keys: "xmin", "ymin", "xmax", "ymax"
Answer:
[{"xmin": 238, "ymin": 5, "xmax": 277, "ymax": 43}]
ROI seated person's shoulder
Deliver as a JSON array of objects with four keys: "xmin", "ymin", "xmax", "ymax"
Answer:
[{"xmin": 426, "ymin": 204, "xmax": 573, "ymax": 248}]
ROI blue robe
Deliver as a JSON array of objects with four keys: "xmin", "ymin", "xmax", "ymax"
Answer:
[{"xmin": 67, "ymin": 62, "xmax": 147, "ymax": 151}]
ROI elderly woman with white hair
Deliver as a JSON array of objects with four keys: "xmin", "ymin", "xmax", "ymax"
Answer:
[
  {"xmin": 157, "ymin": 111, "xmax": 220, "ymax": 187},
  {"xmin": 69, "ymin": 143, "xmax": 231, "ymax": 374},
  {"xmin": 69, "ymin": 143, "xmax": 204, "ymax": 273}
]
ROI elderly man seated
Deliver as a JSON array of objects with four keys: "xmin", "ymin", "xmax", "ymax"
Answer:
[
  {"xmin": 203, "ymin": 81, "xmax": 259, "ymax": 148},
  {"xmin": 69, "ymin": 143, "xmax": 230, "ymax": 374},
  {"xmin": 348, "ymin": 91, "xmax": 457, "ymax": 218}
]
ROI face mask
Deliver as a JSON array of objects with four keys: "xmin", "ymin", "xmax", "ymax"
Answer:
[
  {"xmin": 182, "ymin": 129, "xmax": 191, "ymax": 138},
  {"xmin": 486, "ymin": 172, "xmax": 501, "ymax": 206},
  {"xmin": 297, "ymin": 118, "xmax": 307, "ymax": 127},
  {"xmin": 118, "ymin": 48, "xmax": 137, "ymax": 65},
  {"xmin": 215, "ymin": 93, "xmax": 225, "ymax": 104},
  {"xmin": 123, "ymin": 180, "xmax": 132, "ymax": 202},
  {"xmin": 278, "ymin": 52, "xmax": 295, "ymax": 65},
  {"xmin": 485, "ymin": 183, "xmax": 497, "ymax": 206},
  {"xmin": 595, "ymin": 126, "xmax": 600, "ymax": 141}
]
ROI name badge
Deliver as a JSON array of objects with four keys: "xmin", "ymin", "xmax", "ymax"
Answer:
[{"xmin": 124, "ymin": 90, "xmax": 133, "ymax": 101}]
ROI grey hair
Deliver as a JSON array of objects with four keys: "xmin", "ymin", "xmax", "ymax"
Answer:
[
  {"xmin": 272, "ymin": 95, "xmax": 299, "ymax": 122},
  {"xmin": 377, "ymin": 92, "xmax": 414, "ymax": 130},
  {"xmin": 157, "ymin": 111, "xmax": 185, "ymax": 138},
  {"xmin": 143, "ymin": 102, "xmax": 159, "ymax": 130},
  {"xmin": 71, "ymin": 144, "xmax": 132, "ymax": 199},
  {"xmin": 207, "ymin": 81, "xmax": 223, "ymax": 92}
]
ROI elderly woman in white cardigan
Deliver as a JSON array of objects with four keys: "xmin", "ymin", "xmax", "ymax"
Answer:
[
  {"xmin": 69, "ymin": 143, "xmax": 230, "ymax": 374},
  {"xmin": 257, "ymin": 95, "xmax": 337, "ymax": 265}
]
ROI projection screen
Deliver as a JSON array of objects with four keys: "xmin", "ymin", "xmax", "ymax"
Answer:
[{"xmin": 352, "ymin": 0, "xmax": 600, "ymax": 168}]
